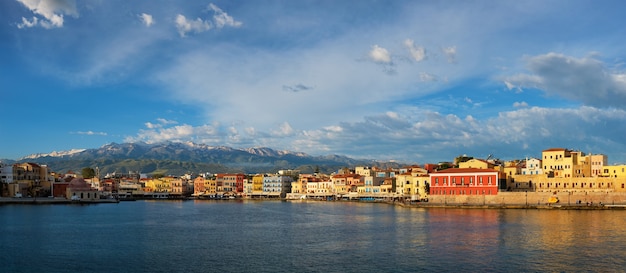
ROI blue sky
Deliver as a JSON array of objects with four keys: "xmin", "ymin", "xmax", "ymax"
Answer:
[{"xmin": 2, "ymin": 0, "xmax": 626, "ymax": 164}]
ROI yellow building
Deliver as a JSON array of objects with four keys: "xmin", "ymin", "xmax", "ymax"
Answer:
[
  {"xmin": 459, "ymin": 159, "xmax": 494, "ymax": 169},
  {"xmin": 542, "ymin": 148, "xmax": 608, "ymax": 178},
  {"xmin": 602, "ymin": 165, "xmax": 626, "ymax": 178},
  {"xmin": 542, "ymin": 148, "xmax": 577, "ymax": 178},
  {"xmin": 252, "ymin": 174, "xmax": 264, "ymax": 195},
  {"xmin": 205, "ymin": 177, "xmax": 216, "ymax": 194},
  {"xmin": 355, "ymin": 166, "xmax": 374, "ymax": 177},
  {"xmin": 331, "ymin": 174, "xmax": 350, "ymax": 195},
  {"xmin": 12, "ymin": 162, "xmax": 51, "ymax": 197},
  {"xmin": 395, "ymin": 173, "xmax": 411, "ymax": 196},
  {"xmin": 145, "ymin": 178, "xmax": 171, "ymax": 193},
  {"xmin": 396, "ymin": 173, "xmax": 429, "ymax": 201}
]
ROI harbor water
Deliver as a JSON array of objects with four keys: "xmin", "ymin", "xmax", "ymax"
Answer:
[{"xmin": 1, "ymin": 200, "xmax": 625, "ymax": 272}]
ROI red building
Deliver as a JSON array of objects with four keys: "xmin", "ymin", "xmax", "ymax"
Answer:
[{"xmin": 429, "ymin": 168, "xmax": 499, "ymax": 195}]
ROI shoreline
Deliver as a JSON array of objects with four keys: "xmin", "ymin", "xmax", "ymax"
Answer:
[{"xmin": 2, "ymin": 196, "xmax": 625, "ymax": 210}]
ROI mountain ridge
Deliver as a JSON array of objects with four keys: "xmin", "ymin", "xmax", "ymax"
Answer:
[{"xmin": 16, "ymin": 142, "xmax": 405, "ymax": 175}]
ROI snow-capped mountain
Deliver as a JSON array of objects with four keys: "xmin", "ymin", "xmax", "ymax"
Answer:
[{"xmin": 16, "ymin": 142, "xmax": 395, "ymax": 175}]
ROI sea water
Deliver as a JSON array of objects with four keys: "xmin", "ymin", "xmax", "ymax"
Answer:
[{"xmin": 1, "ymin": 200, "xmax": 625, "ymax": 272}]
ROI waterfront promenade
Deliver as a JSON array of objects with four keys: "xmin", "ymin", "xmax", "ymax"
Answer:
[{"xmin": 4, "ymin": 191, "xmax": 626, "ymax": 209}]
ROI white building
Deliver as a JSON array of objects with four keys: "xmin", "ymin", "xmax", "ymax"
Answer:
[
  {"xmin": 263, "ymin": 175, "xmax": 293, "ymax": 197},
  {"xmin": 522, "ymin": 158, "xmax": 543, "ymax": 175},
  {"xmin": 0, "ymin": 161, "xmax": 14, "ymax": 183}
]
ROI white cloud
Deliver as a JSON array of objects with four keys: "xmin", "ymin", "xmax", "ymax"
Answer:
[
  {"xmin": 145, "ymin": 118, "xmax": 178, "ymax": 129},
  {"xmin": 208, "ymin": 3, "xmax": 242, "ymax": 28},
  {"xmin": 271, "ymin": 122, "xmax": 295, "ymax": 137},
  {"xmin": 419, "ymin": 72, "xmax": 437, "ymax": 82},
  {"xmin": 442, "ymin": 46, "xmax": 457, "ymax": 63},
  {"xmin": 139, "ymin": 13, "xmax": 154, "ymax": 27},
  {"xmin": 503, "ymin": 53, "xmax": 626, "ymax": 108},
  {"xmin": 404, "ymin": 39, "xmax": 426, "ymax": 62},
  {"xmin": 123, "ymin": 105, "xmax": 626, "ymax": 162},
  {"xmin": 72, "ymin": 131, "xmax": 107, "ymax": 136},
  {"xmin": 513, "ymin": 101, "xmax": 528, "ymax": 108},
  {"xmin": 16, "ymin": 0, "xmax": 77, "ymax": 29},
  {"xmin": 156, "ymin": 118, "xmax": 177, "ymax": 125},
  {"xmin": 18, "ymin": 16, "xmax": 39, "ymax": 28},
  {"xmin": 175, "ymin": 4, "xmax": 241, "ymax": 37},
  {"xmin": 175, "ymin": 14, "xmax": 212, "ymax": 37},
  {"xmin": 368, "ymin": 45, "xmax": 392, "ymax": 63}
]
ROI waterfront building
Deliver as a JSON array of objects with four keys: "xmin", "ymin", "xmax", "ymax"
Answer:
[
  {"xmin": 252, "ymin": 174, "xmax": 264, "ymax": 195},
  {"xmin": 380, "ymin": 177, "xmax": 394, "ymax": 193},
  {"xmin": 205, "ymin": 176, "xmax": 216, "ymax": 195},
  {"xmin": 358, "ymin": 175, "xmax": 386, "ymax": 194},
  {"xmin": 244, "ymin": 178, "xmax": 253, "ymax": 196},
  {"xmin": 0, "ymin": 162, "xmax": 14, "ymax": 197},
  {"xmin": 169, "ymin": 177, "xmax": 184, "ymax": 196},
  {"xmin": 193, "ymin": 176, "xmax": 205, "ymax": 196},
  {"xmin": 542, "ymin": 148, "xmax": 577, "ymax": 178},
  {"xmin": 66, "ymin": 177, "xmax": 101, "ymax": 200},
  {"xmin": 331, "ymin": 174, "xmax": 349, "ymax": 195},
  {"xmin": 0, "ymin": 161, "xmax": 13, "ymax": 184},
  {"xmin": 216, "ymin": 173, "xmax": 245, "ymax": 195},
  {"xmin": 118, "ymin": 180, "xmax": 143, "ymax": 195},
  {"xmin": 145, "ymin": 178, "xmax": 171, "ymax": 193},
  {"xmin": 12, "ymin": 162, "xmax": 52, "ymax": 197},
  {"xmin": 395, "ymin": 173, "xmax": 411, "ymax": 197},
  {"xmin": 343, "ymin": 174, "xmax": 363, "ymax": 192},
  {"xmin": 291, "ymin": 174, "xmax": 315, "ymax": 195},
  {"xmin": 305, "ymin": 179, "xmax": 333, "ymax": 196},
  {"xmin": 183, "ymin": 179, "xmax": 195, "ymax": 195},
  {"xmin": 53, "ymin": 180, "xmax": 69, "ymax": 197},
  {"xmin": 290, "ymin": 177, "xmax": 304, "ymax": 194},
  {"xmin": 262, "ymin": 175, "xmax": 293, "ymax": 198},
  {"xmin": 395, "ymin": 172, "xmax": 429, "ymax": 200},
  {"xmin": 429, "ymin": 168, "xmax": 499, "ymax": 195}
]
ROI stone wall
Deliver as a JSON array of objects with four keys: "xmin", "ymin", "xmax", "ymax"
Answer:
[
  {"xmin": 428, "ymin": 191, "xmax": 626, "ymax": 206},
  {"xmin": 505, "ymin": 175, "xmax": 626, "ymax": 193}
]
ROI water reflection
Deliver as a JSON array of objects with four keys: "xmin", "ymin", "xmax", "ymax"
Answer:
[{"xmin": 2, "ymin": 202, "xmax": 626, "ymax": 272}]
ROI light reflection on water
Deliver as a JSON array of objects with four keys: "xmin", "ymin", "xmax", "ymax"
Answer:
[{"xmin": 1, "ymin": 201, "xmax": 626, "ymax": 272}]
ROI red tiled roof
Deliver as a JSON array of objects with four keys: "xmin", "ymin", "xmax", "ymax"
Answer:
[
  {"xmin": 434, "ymin": 168, "xmax": 497, "ymax": 173},
  {"xmin": 542, "ymin": 148, "xmax": 567, "ymax": 152}
]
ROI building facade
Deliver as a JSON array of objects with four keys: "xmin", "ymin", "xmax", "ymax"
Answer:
[{"xmin": 430, "ymin": 168, "xmax": 499, "ymax": 195}]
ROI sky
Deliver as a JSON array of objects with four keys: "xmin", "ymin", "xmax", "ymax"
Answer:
[{"xmin": 2, "ymin": 0, "xmax": 626, "ymax": 164}]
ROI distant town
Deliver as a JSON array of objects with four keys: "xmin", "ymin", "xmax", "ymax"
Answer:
[{"xmin": 2, "ymin": 147, "xmax": 626, "ymax": 206}]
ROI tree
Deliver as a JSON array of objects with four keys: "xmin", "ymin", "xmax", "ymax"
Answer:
[{"xmin": 81, "ymin": 167, "xmax": 96, "ymax": 179}]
